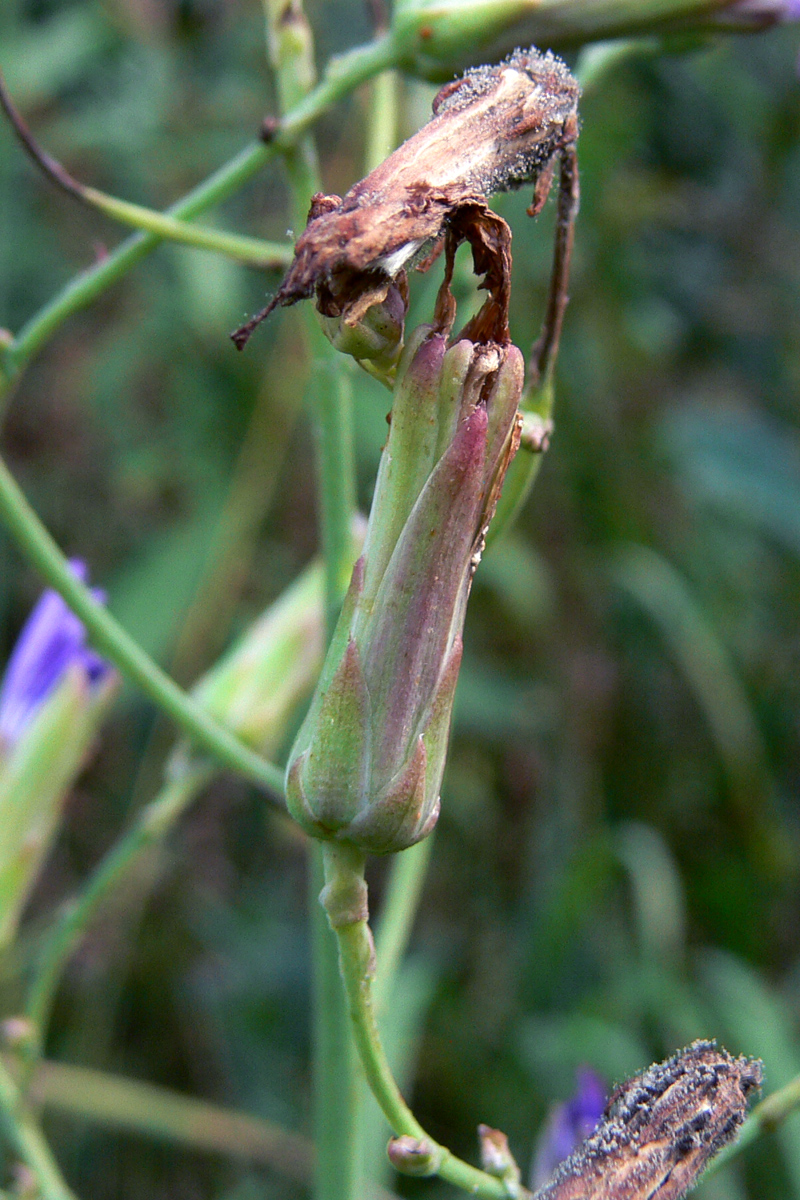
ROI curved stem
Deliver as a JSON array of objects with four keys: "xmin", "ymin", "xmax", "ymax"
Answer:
[
  {"xmin": 0, "ymin": 454, "xmax": 285, "ymax": 801},
  {"xmin": 0, "ymin": 1056, "xmax": 77, "ymax": 1200},
  {"xmin": 73, "ymin": 190, "xmax": 294, "ymax": 268},
  {"xmin": 321, "ymin": 845, "xmax": 524, "ymax": 1200},
  {"xmin": 0, "ymin": 33, "xmax": 397, "ymax": 402},
  {"xmin": 0, "ymin": 68, "xmax": 293, "ymax": 270},
  {"xmin": 0, "ymin": 139, "xmax": 271, "ymax": 398}
]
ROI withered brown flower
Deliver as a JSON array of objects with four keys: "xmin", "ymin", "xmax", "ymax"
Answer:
[
  {"xmin": 534, "ymin": 1041, "xmax": 762, "ymax": 1200},
  {"xmin": 233, "ymin": 46, "xmax": 579, "ymax": 356}
]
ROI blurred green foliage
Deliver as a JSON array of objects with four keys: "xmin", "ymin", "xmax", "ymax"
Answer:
[{"xmin": 1, "ymin": 2, "xmax": 800, "ymax": 1199}]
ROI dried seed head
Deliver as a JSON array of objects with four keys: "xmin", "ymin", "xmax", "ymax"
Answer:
[
  {"xmin": 534, "ymin": 1041, "xmax": 762, "ymax": 1200},
  {"xmin": 232, "ymin": 46, "xmax": 579, "ymax": 349}
]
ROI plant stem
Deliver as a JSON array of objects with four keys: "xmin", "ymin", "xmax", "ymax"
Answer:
[
  {"xmin": 365, "ymin": 70, "xmax": 399, "ymax": 173},
  {"xmin": 24, "ymin": 769, "xmax": 210, "ymax": 1040},
  {"xmin": 0, "ymin": 33, "xmax": 397, "ymax": 403},
  {"xmin": 321, "ymin": 845, "xmax": 522, "ymax": 1200},
  {"xmin": 0, "ymin": 139, "xmax": 270, "ymax": 397},
  {"xmin": 0, "ymin": 454, "xmax": 285, "ymax": 801},
  {"xmin": 263, "ymin": 7, "xmax": 363, "ymax": 1200},
  {"xmin": 309, "ymin": 846, "xmax": 363, "ymax": 1200},
  {"xmin": 0, "ymin": 1056, "xmax": 77, "ymax": 1200},
  {"xmin": 79, "ymin": 191, "xmax": 295, "ymax": 267}
]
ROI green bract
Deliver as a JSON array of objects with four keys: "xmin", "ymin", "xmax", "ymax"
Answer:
[
  {"xmin": 0, "ymin": 668, "xmax": 115, "ymax": 949},
  {"xmin": 286, "ymin": 324, "xmax": 523, "ymax": 854}
]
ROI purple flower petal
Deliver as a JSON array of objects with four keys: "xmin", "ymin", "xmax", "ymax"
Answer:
[
  {"xmin": 531, "ymin": 1068, "xmax": 607, "ymax": 1191},
  {"xmin": 0, "ymin": 562, "xmax": 112, "ymax": 748},
  {"xmin": 717, "ymin": 0, "xmax": 800, "ymax": 23}
]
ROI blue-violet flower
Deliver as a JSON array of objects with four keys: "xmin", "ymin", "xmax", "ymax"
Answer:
[
  {"xmin": 531, "ymin": 1068, "xmax": 607, "ymax": 1191},
  {"xmin": 0, "ymin": 561, "xmax": 109, "ymax": 750}
]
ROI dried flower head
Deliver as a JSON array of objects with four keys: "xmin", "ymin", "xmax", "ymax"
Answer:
[
  {"xmin": 233, "ymin": 46, "xmax": 579, "ymax": 351},
  {"xmin": 533, "ymin": 1042, "xmax": 762, "ymax": 1200}
]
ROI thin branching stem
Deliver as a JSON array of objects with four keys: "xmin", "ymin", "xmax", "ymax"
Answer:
[
  {"xmin": 0, "ymin": 33, "xmax": 396, "ymax": 403},
  {"xmin": 0, "ymin": 454, "xmax": 286, "ymax": 801},
  {"xmin": 0, "ymin": 1057, "xmax": 77, "ymax": 1200}
]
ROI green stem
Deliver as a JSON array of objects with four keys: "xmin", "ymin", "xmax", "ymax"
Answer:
[
  {"xmin": 321, "ymin": 845, "xmax": 522, "ymax": 1200},
  {"xmin": 701, "ymin": 1072, "xmax": 800, "ymax": 1179},
  {"xmin": 0, "ymin": 1056, "xmax": 77, "ymax": 1200},
  {"xmin": 0, "ymin": 454, "xmax": 285, "ymax": 800},
  {"xmin": 29, "ymin": 1058, "xmax": 312, "ymax": 1182},
  {"xmin": 0, "ymin": 139, "xmax": 270, "ymax": 397},
  {"xmin": 310, "ymin": 845, "xmax": 362, "ymax": 1200},
  {"xmin": 25, "ymin": 769, "xmax": 211, "ymax": 1040},
  {"xmin": 365, "ymin": 70, "xmax": 399, "ymax": 174},
  {"xmin": 81, "ymin": 189, "xmax": 294, "ymax": 267},
  {"xmin": 263, "ymin": 9, "xmax": 363, "ymax": 1200},
  {"xmin": 0, "ymin": 33, "xmax": 397, "ymax": 402}
]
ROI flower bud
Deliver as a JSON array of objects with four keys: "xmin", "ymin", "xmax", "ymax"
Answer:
[
  {"xmin": 0, "ymin": 563, "xmax": 116, "ymax": 948},
  {"xmin": 285, "ymin": 326, "xmax": 523, "ymax": 853},
  {"xmin": 185, "ymin": 561, "xmax": 326, "ymax": 762},
  {"xmin": 319, "ymin": 279, "xmax": 407, "ymax": 372}
]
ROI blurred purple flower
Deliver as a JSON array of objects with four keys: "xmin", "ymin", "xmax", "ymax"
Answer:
[
  {"xmin": 531, "ymin": 1068, "xmax": 607, "ymax": 1192},
  {"xmin": 0, "ymin": 562, "xmax": 110, "ymax": 748},
  {"xmin": 715, "ymin": 0, "xmax": 800, "ymax": 24}
]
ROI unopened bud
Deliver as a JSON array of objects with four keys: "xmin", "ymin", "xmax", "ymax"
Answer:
[{"xmin": 286, "ymin": 326, "xmax": 523, "ymax": 853}]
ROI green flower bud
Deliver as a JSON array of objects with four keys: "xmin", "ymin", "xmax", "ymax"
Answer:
[
  {"xmin": 286, "ymin": 326, "xmax": 523, "ymax": 853},
  {"xmin": 0, "ymin": 567, "xmax": 116, "ymax": 949},
  {"xmin": 187, "ymin": 562, "xmax": 327, "ymax": 762},
  {"xmin": 319, "ymin": 279, "xmax": 407, "ymax": 373}
]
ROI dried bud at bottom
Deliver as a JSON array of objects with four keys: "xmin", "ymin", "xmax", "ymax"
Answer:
[{"xmin": 534, "ymin": 1041, "xmax": 762, "ymax": 1200}]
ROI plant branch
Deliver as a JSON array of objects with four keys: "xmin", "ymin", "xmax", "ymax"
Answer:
[
  {"xmin": 321, "ymin": 844, "xmax": 525, "ymax": 1200},
  {"xmin": 0, "ymin": 1056, "xmax": 77, "ymax": 1200},
  {"xmin": 24, "ymin": 769, "xmax": 211, "ymax": 1040},
  {"xmin": 0, "ymin": 33, "xmax": 396, "ymax": 400},
  {"xmin": 0, "ymin": 454, "xmax": 286, "ymax": 801},
  {"xmin": 0, "ymin": 70, "xmax": 293, "ymax": 270}
]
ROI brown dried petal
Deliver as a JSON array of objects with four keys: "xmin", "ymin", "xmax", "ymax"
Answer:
[{"xmin": 535, "ymin": 1041, "xmax": 762, "ymax": 1200}]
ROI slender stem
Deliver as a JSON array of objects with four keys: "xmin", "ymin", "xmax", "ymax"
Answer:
[
  {"xmin": 0, "ymin": 33, "xmax": 397, "ymax": 401},
  {"xmin": 309, "ymin": 845, "xmax": 362, "ymax": 1200},
  {"xmin": 0, "ymin": 454, "xmax": 285, "ymax": 800},
  {"xmin": 0, "ymin": 139, "xmax": 270, "ymax": 394},
  {"xmin": 29, "ymin": 1058, "xmax": 312, "ymax": 1182},
  {"xmin": 79, "ymin": 191, "xmax": 294, "ymax": 268},
  {"xmin": 373, "ymin": 837, "xmax": 434, "ymax": 1015},
  {"xmin": 321, "ymin": 845, "xmax": 522, "ymax": 1200},
  {"xmin": 0, "ymin": 1056, "xmax": 77, "ymax": 1200},
  {"xmin": 263, "ymin": 9, "xmax": 363, "ymax": 1200},
  {"xmin": 701, "ymin": 1072, "xmax": 800, "ymax": 1179},
  {"xmin": 24, "ymin": 770, "xmax": 210, "ymax": 1039},
  {"xmin": 365, "ymin": 70, "xmax": 399, "ymax": 173},
  {"xmin": 0, "ymin": 70, "xmax": 293, "ymax": 270}
]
